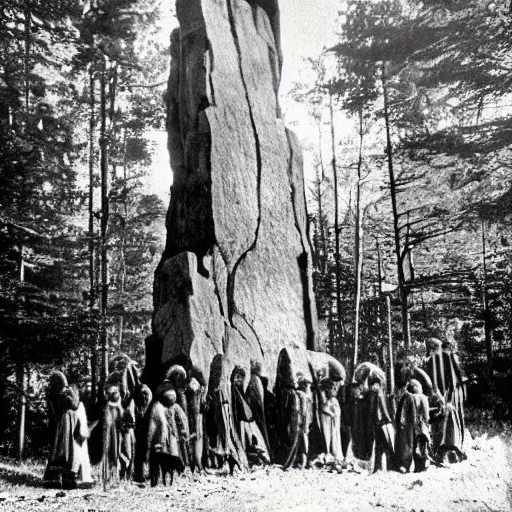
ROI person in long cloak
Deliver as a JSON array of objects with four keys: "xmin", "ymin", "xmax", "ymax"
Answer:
[
  {"xmin": 395, "ymin": 379, "xmax": 431, "ymax": 473},
  {"xmin": 337, "ymin": 383, "xmax": 352, "ymax": 465},
  {"xmin": 367, "ymin": 376, "xmax": 394, "ymax": 472},
  {"xmin": 319, "ymin": 378, "xmax": 343, "ymax": 464},
  {"xmin": 351, "ymin": 362, "xmax": 387, "ymax": 463},
  {"xmin": 282, "ymin": 374, "xmax": 313, "ymax": 470},
  {"xmin": 186, "ymin": 377, "xmax": 206, "ymax": 472},
  {"xmin": 245, "ymin": 360, "xmax": 272, "ymax": 460},
  {"xmin": 146, "ymin": 382, "xmax": 185, "ymax": 486},
  {"xmin": 231, "ymin": 366, "xmax": 270, "ymax": 466},
  {"xmin": 100, "ymin": 384, "xmax": 123, "ymax": 487},
  {"xmin": 44, "ymin": 386, "xmax": 81, "ymax": 489},
  {"xmin": 71, "ymin": 385, "xmax": 94, "ymax": 485},
  {"xmin": 133, "ymin": 384, "xmax": 153, "ymax": 482},
  {"xmin": 166, "ymin": 365, "xmax": 191, "ymax": 467},
  {"xmin": 425, "ymin": 338, "xmax": 466, "ymax": 462}
]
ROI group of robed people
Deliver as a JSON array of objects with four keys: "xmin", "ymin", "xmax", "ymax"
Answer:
[{"xmin": 43, "ymin": 338, "xmax": 466, "ymax": 489}]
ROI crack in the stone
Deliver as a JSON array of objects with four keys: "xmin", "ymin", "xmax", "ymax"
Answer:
[
  {"xmin": 285, "ymin": 129, "xmax": 316, "ymax": 351},
  {"xmin": 211, "ymin": 247, "xmax": 226, "ymax": 318},
  {"xmin": 285, "ymin": 129, "xmax": 307, "ymax": 255},
  {"xmin": 225, "ymin": 0, "xmax": 263, "ymax": 326},
  {"xmin": 233, "ymin": 307, "xmax": 265, "ymax": 357}
]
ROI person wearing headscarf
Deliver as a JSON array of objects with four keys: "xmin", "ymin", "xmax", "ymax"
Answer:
[{"xmin": 165, "ymin": 365, "xmax": 191, "ymax": 467}]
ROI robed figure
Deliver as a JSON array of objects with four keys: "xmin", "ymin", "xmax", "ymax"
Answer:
[
  {"xmin": 395, "ymin": 379, "xmax": 431, "ymax": 473},
  {"xmin": 44, "ymin": 376, "xmax": 91, "ymax": 489},
  {"xmin": 424, "ymin": 338, "xmax": 466, "ymax": 462}
]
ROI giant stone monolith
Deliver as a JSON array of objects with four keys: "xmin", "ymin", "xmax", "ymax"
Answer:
[{"xmin": 146, "ymin": 0, "xmax": 318, "ymax": 387}]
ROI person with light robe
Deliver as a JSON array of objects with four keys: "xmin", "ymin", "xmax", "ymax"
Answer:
[
  {"xmin": 71, "ymin": 385, "xmax": 94, "ymax": 485},
  {"xmin": 320, "ymin": 378, "xmax": 343, "ymax": 464}
]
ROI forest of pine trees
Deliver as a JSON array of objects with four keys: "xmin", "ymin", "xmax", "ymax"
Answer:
[
  {"xmin": 295, "ymin": 0, "xmax": 512, "ymax": 416},
  {"xmin": 1, "ymin": 0, "xmax": 512, "ymax": 460},
  {"xmin": 0, "ymin": 0, "xmax": 170, "ymax": 457}
]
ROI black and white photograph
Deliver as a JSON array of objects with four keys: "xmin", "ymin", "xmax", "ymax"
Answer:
[{"xmin": 0, "ymin": 0, "xmax": 511, "ymax": 510}]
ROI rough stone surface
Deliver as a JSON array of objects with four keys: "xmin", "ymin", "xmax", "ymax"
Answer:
[{"xmin": 150, "ymin": 0, "xmax": 317, "ymax": 385}]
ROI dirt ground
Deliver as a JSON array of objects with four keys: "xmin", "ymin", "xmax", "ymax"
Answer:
[{"xmin": 0, "ymin": 430, "xmax": 511, "ymax": 512}]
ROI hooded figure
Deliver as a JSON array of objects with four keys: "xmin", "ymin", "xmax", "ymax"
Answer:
[
  {"xmin": 351, "ymin": 362, "xmax": 390, "ymax": 464},
  {"xmin": 72, "ymin": 386, "xmax": 94, "ymax": 485},
  {"xmin": 146, "ymin": 382, "xmax": 186, "ymax": 486},
  {"xmin": 205, "ymin": 355, "xmax": 247, "ymax": 474},
  {"xmin": 186, "ymin": 377, "xmax": 206, "ymax": 472},
  {"xmin": 425, "ymin": 338, "xmax": 466, "ymax": 462},
  {"xmin": 44, "ymin": 385, "xmax": 82, "ymax": 489},
  {"xmin": 165, "ymin": 365, "xmax": 191, "ymax": 466},
  {"xmin": 230, "ymin": 366, "xmax": 270, "ymax": 467},
  {"xmin": 245, "ymin": 360, "xmax": 272, "ymax": 460},
  {"xmin": 133, "ymin": 384, "xmax": 153, "ymax": 483},
  {"xmin": 100, "ymin": 384, "xmax": 124, "ymax": 486},
  {"xmin": 395, "ymin": 379, "xmax": 431, "ymax": 473},
  {"xmin": 282, "ymin": 374, "xmax": 313, "ymax": 470}
]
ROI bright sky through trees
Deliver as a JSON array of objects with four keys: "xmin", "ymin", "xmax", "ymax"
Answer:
[{"xmin": 148, "ymin": 0, "xmax": 341, "ymax": 198}]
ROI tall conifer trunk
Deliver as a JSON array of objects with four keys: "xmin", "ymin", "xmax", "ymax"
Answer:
[
  {"xmin": 100, "ymin": 61, "xmax": 109, "ymax": 383},
  {"xmin": 383, "ymin": 66, "xmax": 410, "ymax": 348},
  {"xmin": 329, "ymin": 94, "xmax": 344, "ymax": 356},
  {"xmin": 353, "ymin": 108, "xmax": 364, "ymax": 369}
]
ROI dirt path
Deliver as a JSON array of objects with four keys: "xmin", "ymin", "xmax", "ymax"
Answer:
[{"xmin": 0, "ymin": 432, "xmax": 510, "ymax": 512}]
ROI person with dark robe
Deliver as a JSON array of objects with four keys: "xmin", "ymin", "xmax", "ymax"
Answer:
[
  {"xmin": 230, "ymin": 366, "xmax": 270, "ymax": 467},
  {"xmin": 367, "ymin": 376, "xmax": 394, "ymax": 472},
  {"xmin": 146, "ymin": 382, "xmax": 186, "ymax": 486},
  {"xmin": 424, "ymin": 338, "xmax": 467, "ymax": 463},
  {"xmin": 337, "ymin": 383, "xmax": 352, "ymax": 466},
  {"xmin": 351, "ymin": 362, "xmax": 388, "ymax": 465},
  {"xmin": 133, "ymin": 383, "xmax": 152, "ymax": 482},
  {"xmin": 205, "ymin": 355, "xmax": 247, "ymax": 474},
  {"xmin": 282, "ymin": 374, "xmax": 313, "ymax": 470},
  {"xmin": 395, "ymin": 379, "xmax": 431, "ymax": 473},
  {"xmin": 245, "ymin": 360, "xmax": 272, "ymax": 460},
  {"xmin": 44, "ymin": 385, "xmax": 82, "ymax": 489},
  {"xmin": 186, "ymin": 377, "xmax": 206, "ymax": 472}
]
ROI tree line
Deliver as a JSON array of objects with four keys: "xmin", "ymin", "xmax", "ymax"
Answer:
[
  {"xmin": 0, "ymin": 0, "xmax": 170, "ymax": 458},
  {"xmin": 296, "ymin": 0, "xmax": 512, "ymax": 411}
]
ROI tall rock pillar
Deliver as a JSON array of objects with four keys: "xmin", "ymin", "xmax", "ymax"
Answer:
[{"xmin": 147, "ymin": 0, "xmax": 317, "ymax": 387}]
